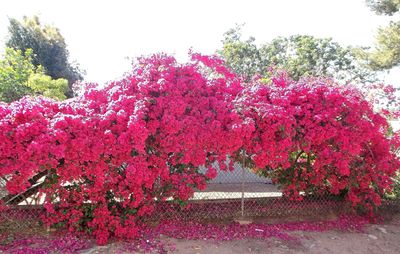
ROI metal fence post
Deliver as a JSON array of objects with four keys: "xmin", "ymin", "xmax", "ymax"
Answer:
[{"xmin": 241, "ymin": 150, "xmax": 245, "ymax": 217}]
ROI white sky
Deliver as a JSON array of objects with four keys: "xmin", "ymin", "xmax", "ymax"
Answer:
[{"xmin": 0, "ymin": 0, "xmax": 399, "ymax": 86}]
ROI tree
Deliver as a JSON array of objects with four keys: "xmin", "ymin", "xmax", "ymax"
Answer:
[
  {"xmin": 219, "ymin": 25, "xmax": 269, "ymax": 82},
  {"xmin": 218, "ymin": 25, "xmax": 376, "ymax": 83},
  {"xmin": 27, "ymin": 73, "xmax": 69, "ymax": 100},
  {"xmin": 0, "ymin": 47, "xmax": 68, "ymax": 102},
  {"xmin": 360, "ymin": 0, "xmax": 400, "ymax": 70},
  {"xmin": 0, "ymin": 48, "xmax": 34, "ymax": 103},
  {"xmin": 6, "ymin": 16, "xmax": 84, "ymax": 97},
  {"xmin": 366, "ymin": 0, "xmax": 400, "ymax": 15}
]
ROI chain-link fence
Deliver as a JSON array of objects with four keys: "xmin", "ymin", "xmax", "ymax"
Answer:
[
  {"xmin": 1, "ymin": 164, "xmax": 400, "ymax": 235},
  {"xmin": 150, "ymin": 164, "xmax": 345, "ymax": 225}
]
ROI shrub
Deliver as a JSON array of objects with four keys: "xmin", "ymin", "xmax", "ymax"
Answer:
[
  {"xmin": 236, "ymin": 74, "xmax": 399, "ymax": 210},
  {"xmin": 0, "ymin": 54, "xmax": 398, "ymax": 244},
  {"xmin": 0, "ymin": 54, "xmax": 244, "ymax": 244}
]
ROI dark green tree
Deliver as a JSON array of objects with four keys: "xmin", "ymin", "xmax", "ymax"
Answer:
[
  {"xmin": 6, "ymin": 16, "xmax": 84, "ymax": 97},
  {"xmin": 366, "ymin": 0, "xmax": 400, "ymax": 15}
]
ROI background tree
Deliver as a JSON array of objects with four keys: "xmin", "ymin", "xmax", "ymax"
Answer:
[
  {"xmin": 358, "ymin": 1, "xmax": 400, "ymax": 70},
  {"xmin": 219, "ymin": 25, "xmax": 269, "ymax": 82},
  {"xmin": 0, "ymin": 47, "xmax": 68, "ymax": 103},
  {"xmin": 218, "ymin": 25, "xmax": 376, "ymax": 83},
  {"xmin": 6, "ymin": 16, "xmax": 84, "ymax": 97},
  {"xmin": 366, "ymin": 0, "xmax": 400, "ymax": 15}
]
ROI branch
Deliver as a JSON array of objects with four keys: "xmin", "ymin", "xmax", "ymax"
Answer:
[{"xmin": 1, "ymin": 170, "xmax": 48, "ymax": 204}]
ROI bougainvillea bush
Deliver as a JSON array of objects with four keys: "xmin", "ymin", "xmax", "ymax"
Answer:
[
  {"xmin": 0, "ymin": 53, "xmax": 399, "ymax": 244},
  {"xmin": 236, "ymin": 74, "xmax": 400, "ymax": 210},
  {"xmin": 0, "ymin": 54, "xmax": 246, "ymax": 244}
]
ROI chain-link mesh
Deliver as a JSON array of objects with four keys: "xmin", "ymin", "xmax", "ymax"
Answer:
[
  {"xmin": 0, "ymin": 205, "xmax": 46, "ymax": 235},
  {"xmin": 149, "ymin": 165, "xmax": 348, "ymax": 224},
  {"xmin": 1, "ymin": 165, "xmax": 399, "ymax": 235}
]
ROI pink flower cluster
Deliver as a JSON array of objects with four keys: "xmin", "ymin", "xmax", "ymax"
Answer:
[
  {"xmin": 237, "ymin": 75, "xmax": 399, "ymax": 208},
  {"xmin": 0, "ymin": 54, "xmax": 398, "ymax": 244}
]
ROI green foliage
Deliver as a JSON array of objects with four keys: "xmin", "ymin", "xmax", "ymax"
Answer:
[
  {"xmin": 261, "ymin": 35, "xmax": 376, "ymax": 82},
  {"xmin": 0, "ymin": 48, "xmax": 34, "ymax": 102},
  {"xmin": 27, "ymin": 74, "xmax": 68, "ymax": 100},
  {"xmin": 219, "ymin": 25, "xmax": 268, "ymax": 82},
  {"xmin": 0, "ymin": 48, "xmax": 68, "ymax": 102},
  {"xmin": 366, "ymin": 0, "xmax": 400, "ymax": 15},
  {"xmin": 360, "ymin": 0, "xmax": 400, "ymax": 70},
  {"xmin": 359, "ymin": 21, "xmax": 400, "ymax": 70},
  {"xmin": 218, "ymin": 25, "xmax": 376, "ymax": 83},
  {"xmin": 6, "ymin": 16, "xmax": 84, "ymax": 97}
]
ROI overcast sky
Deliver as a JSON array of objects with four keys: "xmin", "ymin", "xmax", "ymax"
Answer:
[{"xmin": 0, "ymin": 0, "xmax": 399, "ymax": 86}]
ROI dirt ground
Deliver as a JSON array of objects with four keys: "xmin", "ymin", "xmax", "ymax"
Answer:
[
  {"xmin": 80, "ymin": 213, "xmax": 400, "ymax": 254},
  {"xmin": 167, "ymin": 224, "xmax": 400, "ymax": 254},
  {"xmin": 3, "ymin": 211, "xmax": 399, "ymax": 253}
]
